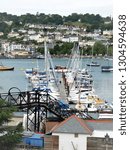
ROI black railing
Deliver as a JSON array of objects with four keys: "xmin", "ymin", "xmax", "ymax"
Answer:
[{"xmin": 0, "ymin": 87, "xmax": 93, "ymax": 132}]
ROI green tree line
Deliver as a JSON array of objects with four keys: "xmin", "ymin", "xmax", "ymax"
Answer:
[
  {"xmin": 0, "ymin": 12, "xmax": 112, "ymax": 33},
  {"xmin": 38, "ymin": 42, "xmax": 113, "ymax": 56}
]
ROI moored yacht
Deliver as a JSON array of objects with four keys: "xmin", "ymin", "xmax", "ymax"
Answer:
[
  {"xmin": 87, "ymin": 61, "xmax": 100, "ymax": 67},
  {"xmin": 101, "ymin": 66, "xmax": 113, "ymax": 72}
]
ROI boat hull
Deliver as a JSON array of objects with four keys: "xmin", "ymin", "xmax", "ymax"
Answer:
[
  {"xmin": 101, "ymin": 66, "xmax": 113, "ymax": 72},
  {"xmin": 0, "ymin": 66, "xmax": 14, "ymax": 71},
  {"xmin": 87, "ymin": 62, "xmax": 100, "ymax": 67}
]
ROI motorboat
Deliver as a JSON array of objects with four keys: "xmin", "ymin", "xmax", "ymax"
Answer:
[
  {"xmin": 101, "ymin": 66, "xmax": 113, "ymax": 72},
  {"xmin": 101, "ymin": 42, "xmax": 113, "ymax": 72},
  {"xmin": 87, "ymin": 61, "xmax": 100, "ymax": 67}
]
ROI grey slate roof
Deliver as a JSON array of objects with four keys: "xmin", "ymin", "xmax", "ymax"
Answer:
[
  {"xmin": 86, "ymin": 121, "xmax": 113, "ymax": 131},
  {"xmin": 52, "ymin": 115, "xmax": 113, "ymax": 135},
  {"xmin": 52, "ymin": 115, "xmax": 93, "ymax": 135}
]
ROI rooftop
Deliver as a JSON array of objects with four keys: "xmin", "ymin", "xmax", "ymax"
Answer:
[{"xmin": 51, "ymin": 115, "xmax": 113, "ymax": 134}]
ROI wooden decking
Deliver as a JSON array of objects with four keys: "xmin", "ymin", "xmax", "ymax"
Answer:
[
  {"xmin": 43, "ymin": 135, "xmax": 58, "ymax": 150},
  {"xmin": 87, "ymin": 137, "xmax": 113, "ymax": 150}
]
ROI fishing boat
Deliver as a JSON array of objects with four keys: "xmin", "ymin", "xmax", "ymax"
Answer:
[{"xmin": 0, "ymin": 63, "xmax": 14, "ymax": 71}]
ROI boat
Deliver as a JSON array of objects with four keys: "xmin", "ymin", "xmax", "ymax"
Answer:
[
  {"xmin": 25, "ymin": 41, "xmax": 61, "ymax": 100},
  {"xmin": 86, "ymin": 45, "xmax": 100, "ymax": 67},
  {"xmin": 101, "ymin": 42, "xmax": 113, "ymax": 72},
  {"xmin": 24, "ymin": 68, "xmax": 46, "ymax": 79},
  {"xmin": 0, "ymin": 63, "xmax": 14, "ymax": 71},
  {"xmin": 101, "ymin": 66, "xmax": 113, "ymax": 72},
  {"xmin": 54, "ymin": 65, "xmax": 68, "ymax": 73},
  {"xmin": 64, "ymin": 43, "xmax": 105, "ymax": 112},
  {"xmin": 36, "ymin": 54, "xmax": 45, "ymax": 59},
  {"xmin": 97, "ymin": 102, "xmax": 113, "ymax": 113},
  {"xmin": 98, "ymin": 113, "xmax": 113, "ymax": 119},
  {"xmin": 87, "ymin": 61, "xmax": 100, "ymax": 67}
]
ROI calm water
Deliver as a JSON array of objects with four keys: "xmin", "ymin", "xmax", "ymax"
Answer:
[{"xmin": 0, "ymin": 58, "xmax": 113, "ymax": 102}]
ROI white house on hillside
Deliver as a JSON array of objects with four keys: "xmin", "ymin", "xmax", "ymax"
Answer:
[
  {"xmin": 28, "ymin": 30, "xmax": 36, "ymax": 35},
  {"xmin": 103, "ymin": 30, "xmax": 113, "ymax": 36},
  {"xmin": 62, "ymin": 35, "xmax": 79, "ymax": 43},
  {"xmin": 29, "ymin": 34, "xmax": 41, "ymax": 41},
  {"xmin": 8, "ymin": 32, "xmax": 19, "ymax": 38},
  {"xmin": 2, "ymin": 43, "xmax": 28, "ymax": 52},
  {"xmin": 0, "ymin": 32, "xmax": 4, "ymax": 36}
]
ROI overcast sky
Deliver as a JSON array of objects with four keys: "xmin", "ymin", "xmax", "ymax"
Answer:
[{"xmin": 0, "ymin": 0, "xmax": 112, "ymax": 17}]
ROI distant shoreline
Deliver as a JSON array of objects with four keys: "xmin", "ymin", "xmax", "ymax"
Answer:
[{"xmin": 0, "ymin": 54, "xmax": 113, "ymax": 59}]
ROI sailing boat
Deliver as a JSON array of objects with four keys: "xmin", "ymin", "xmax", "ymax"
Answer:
[
  {"xmin": 65, "ymin": 43, "xmax": 104, "ymax": 111},
  {"xmin": 29, "ymin": 41, "xmax": 61, "ymax": 99},
  {"xmin": 101, "ymin": 42, "xmax": 113, "ymax": 72},
  {"xmin": 0, "ymin": 62, "xmax": 14, "ymax": 71},
  {"xmin": 86, "ymin": 45, "xmax": 100, "ymax": 67}
]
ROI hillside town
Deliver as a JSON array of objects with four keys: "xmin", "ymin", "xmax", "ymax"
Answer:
[{"xmin": 0, "ymin": 13, "xmax": 113, "ymax": 58}]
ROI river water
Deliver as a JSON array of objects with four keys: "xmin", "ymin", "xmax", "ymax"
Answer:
[{"xmin": 0, "ymin": 57, "xmax": 113, "ymax": 102}]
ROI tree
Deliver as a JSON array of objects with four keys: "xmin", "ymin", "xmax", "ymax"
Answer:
[
  {"xmin": 50, "ymin": 14, "xmax": 63, "ymax": 25},
  {"xmin": 0, "ymin": 99, "xmax": 23, "ymax": 150},
  {"xmin": 0, "ymin": 22, "xmax": 11, "ymax": 33},
  {"xmin": 93, "ymin": 41, "xmax": 106, "ymax": 56},
  {"xmin": 64, "ymin": 13, "xmax": 80, "ymax": 22},
  {"xmin": 86, "ymin": 45, "xmax": 92, "ymax": 55},
  {"xmin": 50, "ymin": 42, "xmax": 73, "ymax": 55}
]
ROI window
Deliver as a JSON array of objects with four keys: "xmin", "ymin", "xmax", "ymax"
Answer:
[{"xmin": 74, "ymin": 133, "xmax": 78, "ymax": 138}]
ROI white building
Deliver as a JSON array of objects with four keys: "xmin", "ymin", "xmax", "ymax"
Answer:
[
  {"xmin": 55, "ymin": 34, "xmax": 62, "ymax": 41},
  {"xmin": 8, "ymin": 32, "xmax": 19, "ymax": 38},
  {"xmin": 0, "ymin": 32, "xmax": 4, "ymax": 36},
  {"xmin": 62, "ymin": 36, "xmax": 79, "ymax": 43},
  {"xmin": 51, "ymin": 115, "xmax": 113, "ymax": 150},
  {"xmin": 57, "ymin": 25, "xmax": 70, "ymax": 30},
  {"xmin": 1, "ymin": 42, "xmax": 10, "ymax": 52},
  {"xmin": 103, "ymin": 30, "xmax": 113, "ymax": 36},
  {"xmin": 29, "ymin": 34, "xmax": 41, "ymax": 41},
  {"xmin": 86, "ymin": 40, "xmax": 95, "ymax": 46},
  {"xmin": 37, "ymin": 37, "xmax": 45, "ymax": 43},
  {"xmin": 18, "ymin": 29, "xmax": 27, "ymax": 34},
  {"xmin": 28, "ymin": 30, "xmax": 36, "ymax": 35},
  {"xmin": 2, "ymin": 43, "xmax": 25, "ymax": 52},
  {"xmin": 10, "ymin": 44, "xmax": 25, "ymax": 51},
  {"xmin": 4, "ymin": 21, "xmax": 13, "ymax": 26}
]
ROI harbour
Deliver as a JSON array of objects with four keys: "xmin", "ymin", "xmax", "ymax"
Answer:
[
  {"xmin": 0, "ymin": 53, "xmax": 113, "ymax": 150},
  {"xmin": 0, "ymin": 57, "xmax": 113, "ymax": 102},
  {"xmin": 0, "ymin": 0, "xmax": 115, "ymax": 148}
]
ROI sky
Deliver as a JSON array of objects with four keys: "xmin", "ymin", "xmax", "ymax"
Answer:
[{"xmin": 0, "ymin": 0, "xmax": 112, "ymax": 17}]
